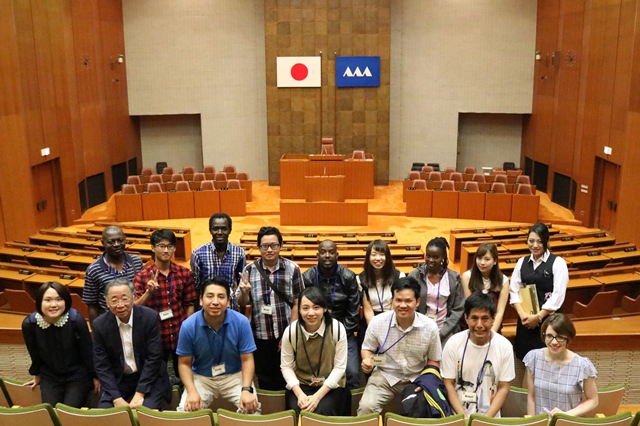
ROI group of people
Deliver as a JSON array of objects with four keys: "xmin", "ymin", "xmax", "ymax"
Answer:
[{"xmin": 21, "ymin": 217, "xmax": 599, "ymax": 418}]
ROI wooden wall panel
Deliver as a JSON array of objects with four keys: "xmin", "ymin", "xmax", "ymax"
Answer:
[
  {"xmin": 0, "ymin": 0, "xmax": 140, "ymax": 238},
  {"xmin": 526, "ymin": 0, "xmax": 640, "ymax": 248},
  {"xmin": 607, "ymin": 0, "xmax": 635, "ymax": 164},
  {"xmin": 526, "ymin": 0, "xmax": 559, "ymax": 165},
  {"xmin": 549, "ymin": 1, "xmax": 584, "ymax": 177},
  {"xmin": 594, "ymin": 2, "xmax": 620, "ymax": 157},
  {"xmin": 0, "ymin": 0, "xmax": 39, "ymax": 242},
  {"xmin": 265, "ymin": 0, "xmax": 391, "ymax": 186}
]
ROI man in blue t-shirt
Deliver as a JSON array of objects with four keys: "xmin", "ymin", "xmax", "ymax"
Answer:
[{"xmin": 177, "ymin": 277, "xmax": 259, "ymax": 413}]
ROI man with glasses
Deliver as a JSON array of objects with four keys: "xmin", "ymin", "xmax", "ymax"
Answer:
[
  {"xmin": 93, "ymin": 278, "xmax": 172, "ymax": 409},
  {"xmin": 358, "ymin": 277, "xmax": 441, "ymax": 415},
  {"xmin": 83, "ymin": 225, "xmax": 144, "ymax": 325},
  {"xmin": 441, "ymin": 292, "xmax": 515, "ymax": 417},
  {"xmin": 191, "ymin": 213, "xmax": 246, "ymax": 310},
  {"xmin": 238, "ymin": 226, "xmax": 303, "ymax": 390},
  {"xmin": 134, "ymin": 229, "xmax": 197, "ymax": 384}
]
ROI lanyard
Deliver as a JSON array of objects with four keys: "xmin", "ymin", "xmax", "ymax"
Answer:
[
  {"xmin": 262, "ymin": 264, "xmax": 276, "ymax": 304},
  {"xmin": 374, "ymin": 280, "xmax": 385, "ymax": 313},
  {"xmin": 299, "ymin": 321, "xmax": 327, "ymax": 378},
  {"xmin": 315, "ymin": 266, "xmax": 340, "ymax": 304},
  {"xmin": 378, "ymin": 313, "xmax": 411, "ymax": 355},
  {"xmin": 427, "ymin": 274, "xmax": 442, "ymax": 317},
  {"xmin": 458, "ymin": 331, "xmax": 492, "ymax": 391},
  {"xmin": 166, "ymin": 274, "xmax": 173, "ymax": 307},
  {"xmin": 263, "ymin": 287, "xmax": 273, "ymax": 304}
]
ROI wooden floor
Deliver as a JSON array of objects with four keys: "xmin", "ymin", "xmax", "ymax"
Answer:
[{"xmin": 72, "ymin": 181, "xmax": 590, "ymax": 272}]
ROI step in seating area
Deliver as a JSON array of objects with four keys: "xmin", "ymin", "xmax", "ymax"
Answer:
[{"xmin": 239, "ymin": 231, "xmax": 423, "ymax": 274}]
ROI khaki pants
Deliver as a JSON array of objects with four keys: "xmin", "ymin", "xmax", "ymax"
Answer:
[
  {"xmin": 178, "ymin": 371, "xmax": 259, "ymax": 412},
  {"xmin": 357, "ymin": 370, "xmax": 408, "ymax": 415}
]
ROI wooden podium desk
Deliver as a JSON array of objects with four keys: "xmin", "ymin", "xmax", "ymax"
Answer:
[
  {"xmin": 280, "ymin": 154, "xmax": 374, "ymax": 199},
  {"xmin": 304, "ymin": 176, "xmax": 345, "ymax": 202},
  {"xmin": 280, "ymin": 200, "xmax": 368, "ymax": 226}
]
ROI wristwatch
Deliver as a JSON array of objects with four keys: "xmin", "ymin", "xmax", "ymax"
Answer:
[{"xmin": 241, "ymin": 386, "xmax": 254, "ymax": 393}]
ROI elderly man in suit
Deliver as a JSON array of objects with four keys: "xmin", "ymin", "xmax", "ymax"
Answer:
[{"xmin": 93, "ymin": 277, "xmax": 172, "ymax": 409}]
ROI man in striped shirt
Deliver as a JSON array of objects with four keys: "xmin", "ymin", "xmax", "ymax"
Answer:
[
  {"xmin": 238, "ymin": 226, "xmax": 303, "ymax": 390},
  {"xmin": 190, "ymin": 213, "xmax": 246, "ymax": 311},
  {"xmin": 82, "ymin": 225, "xmax": 144, "ymax": 325}
]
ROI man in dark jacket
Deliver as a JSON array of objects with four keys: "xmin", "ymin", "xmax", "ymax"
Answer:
[
  {"xmin": 93, "ymin": 277, "xmax": 172, "ymax": 409},
  {"xmin": 302, "ymin": 239, "xmax": 361, "ymax": 388}
]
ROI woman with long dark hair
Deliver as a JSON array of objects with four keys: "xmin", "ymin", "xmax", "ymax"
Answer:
[
  {"xmin": 359, "ymin": 239, "xmax": 404, "ymax": 322},
  {"xmin": 461, "ymin": 243, "xmax": 509, "ymax": 331}
]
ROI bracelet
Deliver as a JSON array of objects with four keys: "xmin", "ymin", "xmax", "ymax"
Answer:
[{"xmin": 537, "ymin": 314, "xmax": 543, "ymax": 322}]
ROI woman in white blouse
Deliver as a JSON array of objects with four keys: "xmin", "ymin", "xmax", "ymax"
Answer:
[
  {"xmin": 280, "ymin": 286, "xmax": 350, "ymax": 416},
  {"xmin": 509, "ymin": 223, "xmax": 569, "ymax": 360}
]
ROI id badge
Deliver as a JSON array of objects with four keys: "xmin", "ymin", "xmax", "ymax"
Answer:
[
  {"xmin": 427, "ymin": 313, "xmax": 437, "ymax": 321},
  {"xmin": 212, "ymin": 363, "xmax": 226, "ymax": 377},
  {"xmin": 461, "ymin": 391, "xmax": 477, "ymax": 404},
  {"xmin": 371, "ymin": 355, "xmax": 386, "ymax": 366},
  {"xmin": 310, "ymin": 376, "xmax": 325, "ymax": 387},
  {"xmin": 261, "ymin": 305, "xmax": 273, "ymax": 315},
  {"xmin": 159, "ymin": 309, "xmax": 174, "ymax": 321}
]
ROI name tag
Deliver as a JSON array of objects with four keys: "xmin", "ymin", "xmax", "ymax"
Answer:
[
  {"xmin": 159, "ymin": 309, "xmax": 174, "ymax": 321},
  {"xmin": 427, "ymin": 313, "xmax": 437, "ymax": 321},
  {"xmin": 261, "ymin": 305, "xmax": 273, "ymax": 315},
  {"xmin": 371, "ymin": 355, "xmax": 386, "ymax": 366},
  {"xmin": 461, "ymin": 391, "xmax": 477, "ymax": 403},
  {"xmin": 212, "ymin": 363, "xmax": 226, "ymax": 377},
  {"xmin": 310, "ymin": 376, "xmax": 325, "ymax": 387}
]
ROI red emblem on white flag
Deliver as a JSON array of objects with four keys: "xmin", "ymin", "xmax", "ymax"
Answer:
[{"xmin": 277, "ymin": 57, "xmax": 321, "ymax": 87}]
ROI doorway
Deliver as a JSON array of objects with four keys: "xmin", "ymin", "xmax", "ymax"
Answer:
[
  {"xmin": 592, "ymin": 158, "xmax": 620, "ymax": 233},
  {"xmin": 32, "ymin": 159, "xmax": 63, "ymax": 229}
]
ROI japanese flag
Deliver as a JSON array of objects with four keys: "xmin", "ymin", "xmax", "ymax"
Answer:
[{"xmin": 277, "ymin": 56, "xmax": 321, "ymax": 87}]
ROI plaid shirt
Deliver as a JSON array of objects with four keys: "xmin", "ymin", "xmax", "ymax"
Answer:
[
  {"xmin": 191, "ymin": 241, "xmax": 245, "ymax": 311},
  {"xmin": 244, "ymin": 257, "xmax": 303, "ymax": 340},
  {"xmin": 133, "ymin": 262, "xmax": 197, "ymax": 351},
  {"xmin": 82, "ymin": 253, "xmax": 144, "ymax": 314}
]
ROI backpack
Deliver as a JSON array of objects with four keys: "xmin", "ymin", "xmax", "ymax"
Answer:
[{"xmin": 400, "ymin": 366, "xmax": 453, "ymax": 418}]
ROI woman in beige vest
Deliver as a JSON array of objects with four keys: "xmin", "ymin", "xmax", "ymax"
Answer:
[{"xmin": 280, "ymin": 286, "xmax": 351, "ymax": 416}]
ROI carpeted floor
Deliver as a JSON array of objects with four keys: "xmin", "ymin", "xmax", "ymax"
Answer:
[{"xmin": 71, "ymin": 181, "xmax": 592, "ymax": 272}]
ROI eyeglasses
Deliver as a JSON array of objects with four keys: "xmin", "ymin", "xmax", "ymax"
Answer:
[
  {"xmin": 108, "ymin": 297, "xmax": 131, "ymax": 307},
  {"xmin": 543, "ymin": 334, "xmax": 568, "ymax": 343},
  {"xmin": 155, "ymin": 244, "xmax": 175, "ymax": 251},
  {"xmin": 259, "ymin": 243, "xmax": 280, "ymax": 251}
]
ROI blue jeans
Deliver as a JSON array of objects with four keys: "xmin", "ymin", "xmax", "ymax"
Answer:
[{"xmin": 346, "ymin": 333, "xmax": 361, "ymax": 389}]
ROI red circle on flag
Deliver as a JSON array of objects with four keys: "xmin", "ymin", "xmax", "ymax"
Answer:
[{"xmin": 290, "ymin": 63, "xmax": 308, "ymax": 81}]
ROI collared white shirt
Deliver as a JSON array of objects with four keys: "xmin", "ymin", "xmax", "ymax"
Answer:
[
  {"xmin": 281, "ymin": 319, "xmax": 347, "ymax": 390},
  {"xmin": 362, "ymin": 310, "xmax": 441, "ymax": 386},
  {"xmin": 116, "ymin": 314, "xmax": 138, "ymax": 374},
  {"xmin": 508, "ymin": 250, "xmax": 568, "ymax": 311}
]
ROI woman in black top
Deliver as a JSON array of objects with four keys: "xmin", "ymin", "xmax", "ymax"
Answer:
[
  {"xmin": 509, "ymin": 223, "xmax": 569, "ymax": 360},
  {"xmin": 22, "ymin": 281, "xmax": 98, "ymax": 407}
]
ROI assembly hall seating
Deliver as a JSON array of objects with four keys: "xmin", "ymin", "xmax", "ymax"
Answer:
[
  {"xmin": 458, "ymin": 230, "xmax": 618, "ymax": 271},
  {"xmin": 239, "ymin": 230, "xmax": 421, "ymax": 274},
  {"xmin": 404, "ymin": 180, "xmax": 539, "ymax": 222},
  {"xmin": 116, "ymin": 179, "xmax": 246, "ymax": 222}
]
